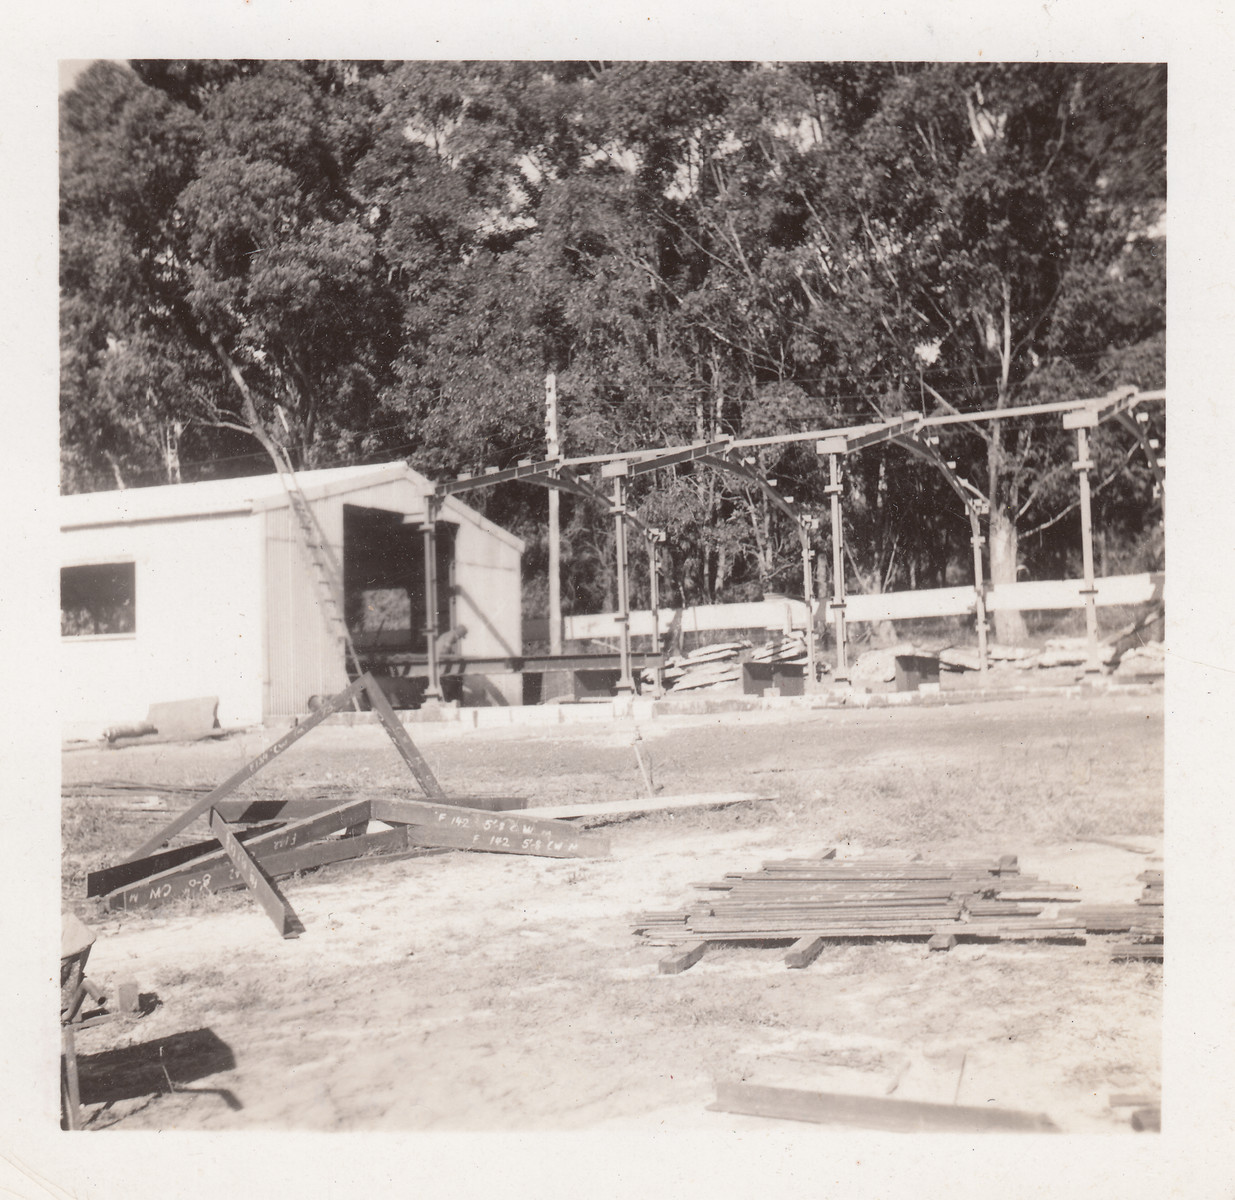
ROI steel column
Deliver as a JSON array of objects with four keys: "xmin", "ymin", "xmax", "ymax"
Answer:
[
  {"xmin": 610, "ymin": 467, "xmax": 635, "ymax": 694},
  {"xmin": 1074, "ymin": 426, "xmax": 1101, "ymax": 673},
  {"xmin": 827, "ymin": 454, "xmax": 849, "ymax": 681},
  {"xmin": 647, "ymin": 531, "xmax": 664, "ymax": 696},
  {"xmin": 968, "ymin": 509, "xmax": 989, "ymax": 676},
  {"xmin": 422, "ymin": 493, "xmax": 443, "ymax": 701},
  {"xmin": 799, "ymin": 526, "xmax": 818, "ymax": 691}
]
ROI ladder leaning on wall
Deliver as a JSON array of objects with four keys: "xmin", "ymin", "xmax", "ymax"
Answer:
[{"xmin": 266, "ymin": 436, "xmax": 365, "ymax": 708}]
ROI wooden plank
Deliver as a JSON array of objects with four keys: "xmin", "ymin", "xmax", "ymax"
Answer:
[
  {"xmin": 659, "ymin": 942, "xmax": 708, "ymax": 974},
  {"xmin": 360, "ymin": 672, "xmax": 446, "ymax": 798},
  {"xmin": 1110, "ymin": 1093, "xmax": 1159, "ymax": 1108},
  {"xmin": 124, "ymin": 677, "xmax": 368, "ymax": 862},
  {"xmin": 372, "ymin": 797, "xmax": 610, "ymax": 858},
  {"xmin": 210, "ymin": 811, "xmax": 304, "ymax": 939},
  {"xmin": 87, "ymin": 823, "xmax": 283, "ymax": 897},
  {"xmin": 105, "ymin": 800, "xmax": 372, "ymax": 910},
  {"xmin": 1110, "ymin": 944, "xmax": 1163, "ymax": 961},
  {"xmin": 520, "ymin": 792, "xmax": 775, "ymax": 821},
  {"xmin": 784, "ymin": 936, "xmax": 826, "ymax": 969},
  {"xmin": 709, "ymin": 1081, "xmax": 1059, "ymax": 1133}
]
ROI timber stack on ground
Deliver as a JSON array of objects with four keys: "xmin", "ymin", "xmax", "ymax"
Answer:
[{"xmin": 632, "ymin": 851, "xmax": 1156, "ymax": 972}]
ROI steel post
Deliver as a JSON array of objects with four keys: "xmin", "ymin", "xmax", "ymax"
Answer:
[
  {"xmin": 647, "ymin": 532, "xmax": 663, "ymax": 697},
  {"xmin": 799, "ymin": 527, "xmax": 818, "ymax": 691},
  {"xmin": 611, "ymin": 469, "xmax": 635, "ymax": 694},
  {"xmin": 827, "ymin": 454, "xmax": 849, "ymax": 681},
  {"xmin": 422, "ymin": 493, "xmax": 443, "ymax": 700},
  {"xmin": 968, "ymin": 508, "xmax": 989, "ymax": 676},
  {"xmin": 1075, "ymin": 427, "xmax": 1101, "ymax": 673}
]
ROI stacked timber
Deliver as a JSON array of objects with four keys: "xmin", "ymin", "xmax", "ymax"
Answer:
[
  {"xmin": 1108, "ymin": 870, "xmax": 1164, "ymax": 962},
  {"xmin": 634, "ymin": 853, "xmax": 1097, "ymax": 968},
  {"xmin": 654, "ymin": 634, "xmax": 811, "ymax": 693},
  {"xmin": 658, "ymin": 641, "xmax": 748, "ymax": 692}
]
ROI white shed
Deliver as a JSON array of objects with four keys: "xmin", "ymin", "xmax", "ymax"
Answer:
[{"xmin": 60, "ymin": 462, "xmax": 525, "ymax": 735}]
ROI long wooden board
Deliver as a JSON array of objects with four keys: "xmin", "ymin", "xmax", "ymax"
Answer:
[
  {"xmin": 123, "ymin": 677, "xmax": 369, "ymax": 862},
  {"xmin": 105, "ymin": 800, "xmax": 372, "ymax": 910},
  {"xmin": 210, "ymin": 811, "xmax": 305, "ymax": 939},
  {"xmin": 371, "ymin": 797, "xmax": 610, "ymax": 858},
  {"xmin": 519, "ymin": 792, "xmax": 775, "ymax": 821},
  {"xmin": 709, "ymin": 1081, "xmax": 1059, "ymax": 1133}
]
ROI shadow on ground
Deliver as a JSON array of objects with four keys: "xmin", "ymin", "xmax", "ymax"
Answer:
[{"xmin": 78, "ymin": 1027, "xmax": 241, "ymax": 1110}]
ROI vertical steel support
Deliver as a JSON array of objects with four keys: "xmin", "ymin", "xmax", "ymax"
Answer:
[
  {"xmin": 1075, "ymin": 426, "xmax": 1101, "ymax": 674},
  {"xmin": 546, "ymin": 374, "xmax": 563, "ymax": 656},
  {"xmin": 968, "ymin": 508, "xmax": 989, "ymax": 676},
  {"xmin": 647, "ymin": 532, "xmax": 663, "ymax": 697},
  {"xmin": 422, "ymin": 492, "xmax": 443, "ymax": 701},
  {"xmin": 827, "ymin": 454, "xmax": 849, "ymax": 682},
  {"xmin": 610, "ymin": 466, "xmax": 635, "ymax": 694},
  {"xmin": 799, "ymin": 527, "xmax": 818, "ymax": 692}
]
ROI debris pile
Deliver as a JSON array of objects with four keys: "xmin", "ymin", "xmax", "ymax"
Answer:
[
  {"xmin": 939, "ymin": 637, "xmax": 1164, "ymax": 676},
  {"xmin": 651, "ymin": 634, "xmax": 812, "ymax": 693}
]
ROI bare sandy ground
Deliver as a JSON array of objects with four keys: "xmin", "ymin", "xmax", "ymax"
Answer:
[{"xmin": 64, "ymin": 692, "xmax": 1163, "ymax": 1134}]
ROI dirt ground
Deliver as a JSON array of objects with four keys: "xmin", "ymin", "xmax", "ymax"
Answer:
[{"xmin": 62, "ymin": 688, "xmax": 1163, "ymax": 1133}]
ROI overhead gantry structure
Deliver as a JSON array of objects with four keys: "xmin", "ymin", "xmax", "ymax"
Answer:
[{"xmin": 405, "ymin": 387, "xmax": 1163, "ymax": 702}]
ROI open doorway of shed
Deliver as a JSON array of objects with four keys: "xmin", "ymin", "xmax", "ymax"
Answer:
[{"xmin": 343, "ymin": 504, "xmax": 454, "ymax": 657}]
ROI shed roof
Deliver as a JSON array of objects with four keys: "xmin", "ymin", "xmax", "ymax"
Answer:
[{"xmin": 60, "ymin": 461, "xmax": 524, "ymax": 551}]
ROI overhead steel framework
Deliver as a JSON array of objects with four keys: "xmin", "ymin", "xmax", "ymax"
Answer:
[{"xmin": 412, "ymin": 388, "xmax": 1164, "ymax": 701}]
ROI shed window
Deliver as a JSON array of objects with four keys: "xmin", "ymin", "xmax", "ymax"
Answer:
[{"xmin": 61, "ymin": 563, "xmax": 136, "ymax": 637}]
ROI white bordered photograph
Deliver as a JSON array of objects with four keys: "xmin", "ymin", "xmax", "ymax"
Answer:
[
  {"xmin": 53, "ymin": 56, "xmax": 1169, "ymax": 1136},
  {"xmin": 6, "ymin": 7, "xmax": 1235, "ymax": 1197}
]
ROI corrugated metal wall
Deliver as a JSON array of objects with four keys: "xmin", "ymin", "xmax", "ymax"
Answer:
[{"xmin": 263, "ymin": 503, "xmax": 349, "ymax": 717}]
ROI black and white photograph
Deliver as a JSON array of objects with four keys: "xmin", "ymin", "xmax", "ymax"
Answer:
[{"xmin": 5, "ymin": 6, "xmax": 1235, "ymax": 1198}]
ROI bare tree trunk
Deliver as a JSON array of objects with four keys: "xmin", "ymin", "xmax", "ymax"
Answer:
[
  {"xmin": 989, "ymin": 508, "xmax": 1028, "ymax": 643},
  {"xmin": 104, "ymin": 451, "xmax": 126, "ymax": 491}
]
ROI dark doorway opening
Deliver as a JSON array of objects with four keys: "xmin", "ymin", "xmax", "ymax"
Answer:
[{"xmin": 343, "ymin": 504, "xmax": 454, "ymax": 656}]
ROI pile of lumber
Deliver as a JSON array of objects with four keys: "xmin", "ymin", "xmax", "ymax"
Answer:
[
  {"xmin": 634, "ymin": 851, "xmax": 1102, "ymax": 972},
  {"xmin": 1104, "ymin": 870, "xmax": 1164, "ymax": 962},
  {"xmin": 655, "ymin": 635, "xmax": 810, "ymax": 693}
]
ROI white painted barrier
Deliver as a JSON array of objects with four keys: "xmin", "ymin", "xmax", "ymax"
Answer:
[{"xmin": 563, "ymin": 572, "xmax": 1163, "ymax": 640}]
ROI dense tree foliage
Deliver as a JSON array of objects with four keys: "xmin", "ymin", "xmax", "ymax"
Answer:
[{"xmin": 61, "ymin": 61, "xmax": 1165, "ymax": 629}]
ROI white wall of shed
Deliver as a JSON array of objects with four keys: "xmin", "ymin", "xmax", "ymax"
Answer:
[{"xmin": 60, "ymin": 513, "xmax": 264, "ymax": 736}]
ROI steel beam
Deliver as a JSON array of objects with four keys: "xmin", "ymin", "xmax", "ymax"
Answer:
[
  {"xmin": 124, "ymin": 675, "xmax": 370, "ymax": 862},
  {"xmin": 608, "ymin": 466, "xmax": 635, "ymax": 694},
  {"xmin": 421, "ymin": 493, "xmax": 443, "ymax": 701},
  {"xmin": 621, "ymin": 438, "xmax": 733, "ymax": 476},
  {"xmin": 435, "ymin": 456, "xmax": 564, "ymax": 496},
  {"xmin": 210, "ymin": 810, "xmax": 306, "ymax": 939},
  {"xmin": 826, "ymin": 453, "xmax": 849, "ymax": 681},
  {"xmin": 815, "ymin": 414, "xmax": 923, "ymax": 456},
  {"xmin": 1074, "ymin": 426, "xmax": 1102, "ymax": 673},
  {"xmin": 646, "ymin": 528, "xmax": 665, "ymax": 696}
]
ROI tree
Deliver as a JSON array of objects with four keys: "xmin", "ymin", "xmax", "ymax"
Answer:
[{"xmin": 60, "ymin": 60, "xmax": 399, "ymax": 486}]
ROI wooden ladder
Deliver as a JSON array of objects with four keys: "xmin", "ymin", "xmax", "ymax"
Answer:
[{"xmin": 268, "ymin": 444, "xmax": 364, "ymax": 690}]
